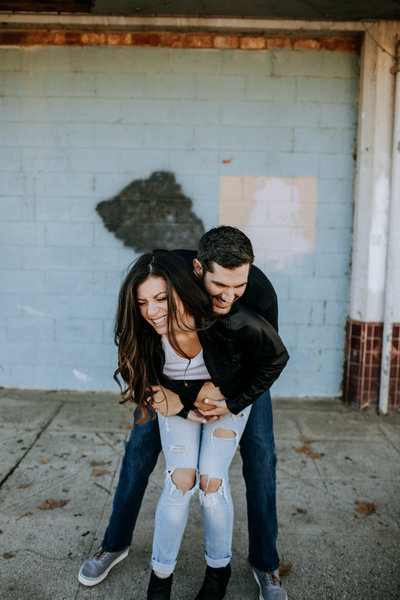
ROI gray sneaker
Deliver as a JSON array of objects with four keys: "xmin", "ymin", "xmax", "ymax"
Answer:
[
  {"xmin": 252, "ymin": 567, "xmax": 288, "ymax": 600},
  {"xmin": 78, "ymin": 548, "xmax": 129, "ymax": 586}
]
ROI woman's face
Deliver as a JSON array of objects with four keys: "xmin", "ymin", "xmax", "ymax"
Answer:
[{"xmin": 136, "ymin": 276, "xmax": 187, "ymax": 335}]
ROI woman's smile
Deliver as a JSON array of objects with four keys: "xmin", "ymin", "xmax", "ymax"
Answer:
[
  {"xmin": 152, "ymin": 316, "xmax": 167, "ymax": 325},
  {"xmin": 137, "ymin": 277, "xmax": 169, "ymax": 334}
]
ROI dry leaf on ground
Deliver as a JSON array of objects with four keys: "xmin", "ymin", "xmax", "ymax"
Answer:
[
  {"xmin": 3, "ymin": 553, "xmax": 14, "ymax": 559},
  {"xmin": 120, "ymin": 423, "xmax": 132, "ymax": 429},
  {"xmin": 37, "ymin": 499, "xmax": 70, "ymax": 510},
  {"xmin": 354, "ymin": 500, "xmax": 376, "ymax": 515},
  {"xmin": 39, "ymin": 458, "xmax": 48, "ymax": 464},
  {"xmin": 18, "ymin": 483, "xmax": 31, "ymax": 489},
  {"xmin": 91, "ymin": 469, "xmax": 109, "ymax": 477},
  {"xmin": 295, "ymin": 444, "xmax": 322, "ymax": 459},
  {"xmin": 296, "ymin": 508, "xmax": 308, "ymax": 514},
  {"xmin": 279, "ymin": 561, "xmax": 293, "ymax": 576},
  {"xmin": 90, "ymin": 460, "xmax": 105, "ymax": 467}
]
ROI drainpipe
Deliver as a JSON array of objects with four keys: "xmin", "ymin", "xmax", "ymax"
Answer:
[{"xmin": 379, "ymin": 40, "xmax": 400, "ymax": 414}]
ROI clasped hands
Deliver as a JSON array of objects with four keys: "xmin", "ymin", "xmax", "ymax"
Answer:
[{"xmin": 150, "ymin": 381, "xmax": 230, "ymax": 423}]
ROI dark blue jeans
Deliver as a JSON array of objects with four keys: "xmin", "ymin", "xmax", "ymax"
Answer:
[{"xmin": 102, "ymin": 390, "xmax": 280, "ymax": 573}]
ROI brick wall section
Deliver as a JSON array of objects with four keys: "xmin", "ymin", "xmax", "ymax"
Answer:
[
  {"xmin": 0, "ymin": 44, "xmax": 359, "ymax": 393},
  {"xmin": 344, "ymin": 321, "xmax": 383, "ymax": 411},
  {"xmin": 344, "ymin": 321, "xmax": 400, "ymax": 413},
  {"xmin": 0, "ymin": 30, "xmax": 360, "ymax": 52},
  {"xmin": 389, "ymin": 324, "xmax": 400, "ymax": 412}
]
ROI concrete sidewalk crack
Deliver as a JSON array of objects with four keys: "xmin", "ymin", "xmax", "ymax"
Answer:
[
  {"xmin": 377, "ymin": 425, "xmax": 400, "ymax": 455},
  {"xmin": 95, "ymin": 430, "xmax": 128, "ymax": 454},
  {"xmin": 0, "ymin": 402, "xmax": 64, "ymax": 489},
  {"xmin": 2, "ymin": 547, "xmax": 77, "ymax": 561}
]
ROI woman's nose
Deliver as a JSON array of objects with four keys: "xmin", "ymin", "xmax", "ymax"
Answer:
[{"xmin": 147, "ymin": 302, "xmax": 158, "ymax": 316}]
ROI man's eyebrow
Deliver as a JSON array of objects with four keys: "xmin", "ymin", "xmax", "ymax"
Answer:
[{"xmin": 212, "ymin": 280, "xmax": 247, "ymax": 287}]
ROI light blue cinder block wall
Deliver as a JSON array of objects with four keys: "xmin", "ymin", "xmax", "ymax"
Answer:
[{"xmin": 0, "ymin": 46, "xmax": 358, "ymax": 394}]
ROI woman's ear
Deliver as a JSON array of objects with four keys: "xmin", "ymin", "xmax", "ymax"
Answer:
[{"xmin": 193, "ymin": 259, "xmax": 203, "ymax": 277}]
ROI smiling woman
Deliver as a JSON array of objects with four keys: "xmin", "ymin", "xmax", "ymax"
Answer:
[{"xmin": 113, "ymin": 250, "xmax": 213, "ymax": 421}]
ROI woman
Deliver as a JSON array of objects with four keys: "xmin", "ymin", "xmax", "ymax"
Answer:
[{"xmin": 114, "ymin": 250, "xmax": 288, "ymax": 600}]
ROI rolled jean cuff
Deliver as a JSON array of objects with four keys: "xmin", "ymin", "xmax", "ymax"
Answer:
[
  {"xmin": 204, "ymin": 553, "xmax": 231, "ymax": 569},
  {"xmin": 150, "ymin": 558, "xmax": 177, "ymax": 576}
]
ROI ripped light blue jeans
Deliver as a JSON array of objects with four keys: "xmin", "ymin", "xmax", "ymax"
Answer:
[{"xmin": 151, "ymin": 407, "xmax": 251, "ymax": 575}]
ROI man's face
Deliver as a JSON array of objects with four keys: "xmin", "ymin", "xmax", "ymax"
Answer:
[{"xmin": 194, "ymin": 260, "xmax": 250, "ymax": 315}]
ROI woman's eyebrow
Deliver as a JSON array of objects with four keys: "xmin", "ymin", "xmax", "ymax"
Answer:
[{"xmin": 137, "ymin": 291, "xmax": 167, "ymax": 301}]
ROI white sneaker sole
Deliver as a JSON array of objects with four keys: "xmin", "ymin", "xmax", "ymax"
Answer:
[
  {"xmin": 78, "ymin": 548, "xmax": 129, "ymax": 586},
  {"xmin": 252, "ymin": 569, "xmax": 288, "ymax": 600}
]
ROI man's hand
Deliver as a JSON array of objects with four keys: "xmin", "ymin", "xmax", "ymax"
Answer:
[
  {"xmin": 194, "ymin": 381, "xmax": 225, "ymax": 412},
  {"xmin": 150, "ymin": 385, "xmax": 183, "ymax": 417},
  {"xmin": 198, "ymin": 398, "xmax": 231, "ymax": 417}
]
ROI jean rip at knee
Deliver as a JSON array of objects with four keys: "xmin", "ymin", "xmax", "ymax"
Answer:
[
  {"xmin": 199, "ymin": 478, "xmax": 229, "ymax": 511},
  {"xmin": 165, "ymin": 467, "xmax": 199, "ymax": 498}
]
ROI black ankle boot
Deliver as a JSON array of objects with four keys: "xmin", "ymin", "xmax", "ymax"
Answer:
[
  {"xmin": 147, "ymin": 571, "xmax": 173, "ymax": 600},
  {"xmin": 194, "ymin": 564, "xmax": 231, "ymax": 600}
]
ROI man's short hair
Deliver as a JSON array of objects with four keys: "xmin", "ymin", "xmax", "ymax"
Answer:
[{"xmin": 197, "ymin": 226, "xmax": 254, "ymax": 272}]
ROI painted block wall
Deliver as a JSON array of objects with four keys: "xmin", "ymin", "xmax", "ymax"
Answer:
[{"xmin": 0, "ymin": 46, "xmax": 359, "ymax": 394}]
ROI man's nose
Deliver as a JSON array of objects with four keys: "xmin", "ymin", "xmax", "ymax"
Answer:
[{"xmin": 221, "ymin": 289, "xmax": 235, "ymax": 303}]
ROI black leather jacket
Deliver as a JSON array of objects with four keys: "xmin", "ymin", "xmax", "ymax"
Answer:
[
  {"xmin": 199, "ymin": 303, "xmax": 288, "ymax": 414},
  {"xmin": 156, "ymin": 302, "xmax": 289, "ymax": 416}
]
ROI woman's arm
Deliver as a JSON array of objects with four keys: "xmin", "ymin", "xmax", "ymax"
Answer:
[{"xmin": 150, "ymin": 384, "xmax": 220, "ymax": 423}]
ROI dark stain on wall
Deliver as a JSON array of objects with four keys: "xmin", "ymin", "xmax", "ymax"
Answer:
[{"xmin": 96, "ymin": 171, "xmax": 205, "ymax": 252}]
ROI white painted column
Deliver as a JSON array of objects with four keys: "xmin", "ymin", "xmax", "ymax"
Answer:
[
  {"xmin": 350, "ymin": 22, "xmax": 398, "ymax": 323},
  {"xmin": 379, "ymin": 40, "xmax": 400, "ymax": 414}
]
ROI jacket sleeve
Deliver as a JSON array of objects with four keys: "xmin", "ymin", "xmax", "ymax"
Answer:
[
  {"xmin": 239, "ymin": 265, "xmax": 279, "ymax": 331},
  {"xmin": 220, "ymin": 321, "xmax": 289, "ymax": 415},
  {"xmin": 157, "ymin": 376, "xmax": 206, "ymax": 419}
]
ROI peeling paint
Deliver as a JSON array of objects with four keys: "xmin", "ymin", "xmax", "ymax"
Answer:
[
  {"xmin": 18, "ymin": 305, "xmax": 45, "ymax": 317},
  {"xmin": 73, "ymin": 369, "xmax": 90, "ymax": 382},
  {"xmin": 96, "ymin": 171, "xmax": 204, "ymax": 252},
  {"xmin": 0, "ymin": 30, "xmax": 361, "ymax": 53},
  {"xmin": 219, "ymin": 175, "xmax": 317, "ymax": 272},
  {"xmin": 367, "ymin": 174, "xmax": 390, "ymax": 295}
]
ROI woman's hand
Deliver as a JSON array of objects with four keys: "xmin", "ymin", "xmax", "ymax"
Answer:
[
  {"xmin": 187, "ymin": 409, "xmax": 220, "ymax": 424},
  {"xmin": 150, "ymin": 385, "xmax": 184, "ymax": 417},
  {"xmin": 198, "ymin": 398, "xmax": 231, "ymax": 417}
]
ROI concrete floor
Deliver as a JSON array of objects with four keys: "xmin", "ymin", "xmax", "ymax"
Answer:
[{"xmin": 0, "ymin": 388, "xmax": 399, "ymax": 600}]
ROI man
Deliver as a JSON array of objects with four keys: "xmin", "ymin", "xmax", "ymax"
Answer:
[{"xmin": 78, "ymin": 226, "xmax": 288, "ymax": 600}]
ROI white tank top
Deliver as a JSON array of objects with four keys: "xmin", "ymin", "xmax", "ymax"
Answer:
[{"xmin": 162, "ymin": 336, "xmax": 211, "ymax": 381}]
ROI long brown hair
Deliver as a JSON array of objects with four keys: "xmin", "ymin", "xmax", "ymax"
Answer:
[{"xmin": 114, "ymin": 250, "xmax": 213, "ymax": 421}]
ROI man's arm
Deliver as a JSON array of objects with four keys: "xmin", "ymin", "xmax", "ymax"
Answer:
[
  {"xmin": 222, "ymin": 321, "xmax": 288, "ymax": 415},
  {"xmin": 200, "ymin": 316, "xmax": 289, "ymax": 417},
  {"xmin": 239, "ymin": 264, "xmax": 279, "ymax": 330}
]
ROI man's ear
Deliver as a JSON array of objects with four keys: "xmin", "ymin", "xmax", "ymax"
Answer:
[{"xmin": 193, "ymin": 259, "xmax": 203, "ymax": 277}]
